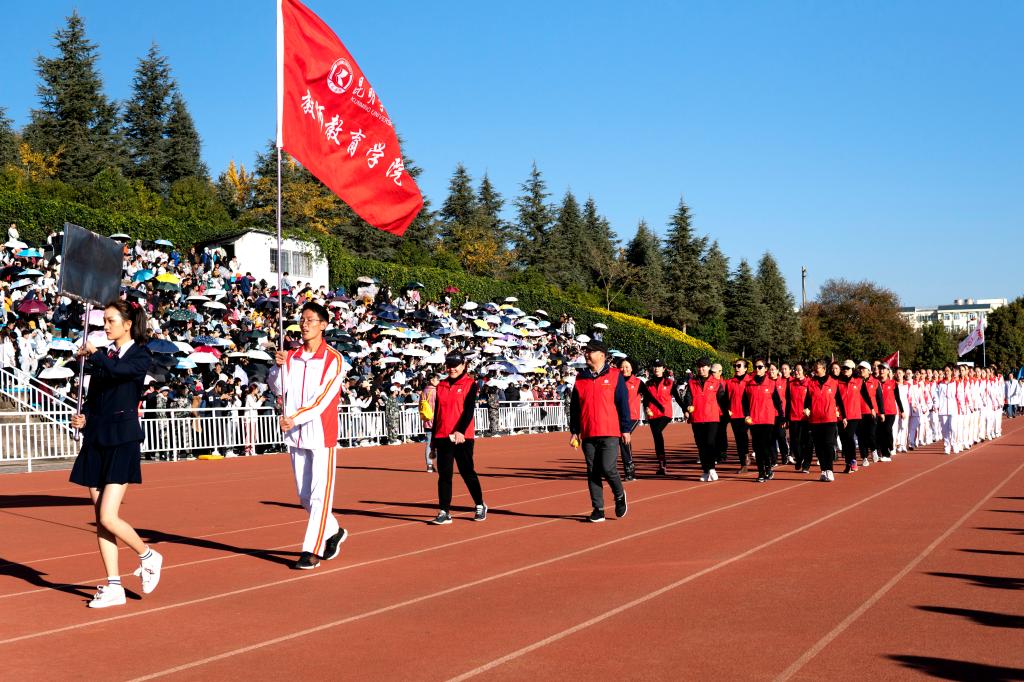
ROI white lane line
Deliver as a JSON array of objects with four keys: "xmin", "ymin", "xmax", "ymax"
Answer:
[
  {"xmin": 122, "ymin": 484, "xmax": 806, "ymax": 681},
  {"xmin": 445, "ymin": 437, "xmax": 1010, "ymax": 681},
  {"xmin": 0, "ymin": 480, "xmax": 744, "ymax": 647},
  {"xmin": 773, "ymin": 458, "xmax": 1024, "ymax": 681}
]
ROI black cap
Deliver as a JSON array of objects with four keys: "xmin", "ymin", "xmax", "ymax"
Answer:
[
  {"xmin": 695, "ymin": 356, "xmax": 710, "ymax": 367},
  {"xmin": 650, "ymin": 358, "xmax": 666, "ymax": 368},
  {"xmin": 444, "ymin": 351, "xmax": 466, "ymax": 368},
  {"xmin": 584, "ymin": 340, "xmax": 608, "ymax": 353}
]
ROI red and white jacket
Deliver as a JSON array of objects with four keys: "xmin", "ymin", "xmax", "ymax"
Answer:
[{"xmin": 269, "ymin": 341, "xmax": 348, "ymax": 449}]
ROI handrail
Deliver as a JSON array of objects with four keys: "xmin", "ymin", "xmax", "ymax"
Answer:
[{"xmin": 0, "ymin": 365, "xmax": 76, "ymax": 421}]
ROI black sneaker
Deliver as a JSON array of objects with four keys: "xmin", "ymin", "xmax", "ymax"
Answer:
[
  {"xmin": 656, "ymin": 466, "xmax": 667, "ymax": 477},
  {"xmin": 588, "ymin": 508, "xmax": 606, "ymax": 523},
  {"xmin": 624, "ymin": 465, "xmax": 636, "ymax": 482},
  {"xmin": 473, "ymin": 504, "xmax": 488, "ymax": 522},
  {"xmin": 293, "ymin": 552, "xmax": 320, "ymax": 570},
  {"xmin": 430, "ymin": 511, "xmax": 452, "ymax": 525},
  {"xmin": 614, "ymin": 493, "xmax": 627, "ymax": 519},
  {"xmin": 322, "ymin": 528, "xmax": 348, "ymax": 561}
]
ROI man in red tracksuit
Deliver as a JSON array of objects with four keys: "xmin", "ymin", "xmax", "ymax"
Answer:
[
  {"xmin": 430, "ymin": 351, "xmax": 487, "ymax": 525},
  {"xmin": 570, "ymin": 340, "xmax": 632, "ymax": 523}
]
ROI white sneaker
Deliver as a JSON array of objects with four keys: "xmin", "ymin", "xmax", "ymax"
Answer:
[
  {"xmin": 826, "ymin": 470, "xmax": 835, "ymax": 482},
  {"xmin": 819, "ymin": 472, "xmax": 829, "ymax": 482},
  {"xmin": 133, "ymin": 549, "xmax": 163, "ymax": 595},
  {"xmin": 862, "ymin": 458, "xmax": 871, "ymax": 467},
  {"xmin": 700, "ymin": 472, "xmax": 709, "ymax": 482},
  {"xmin": 880, "ymin": 457, "xmax": 892, "ymax": 462},
  {"xmin": 88, "ymin": 584, "xmax": 126, "ymax": 609},
  {"xmin": 872, "ymin": 451, "xmax": 879, "ymax": 463},
  {"xmin": 709, "ymin": 469, "xmax": 718, "ymax": 481},
  {"xmin": 786, "ymin": 456, "xmax": 796, "ymax": 465}
]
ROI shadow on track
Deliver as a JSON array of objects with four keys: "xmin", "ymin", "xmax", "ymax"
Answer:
[
  {"xmin": 133, "ymin": 527, "xmax": 299, "ymax": 568},
  {"xmin": 0, "ymin": 556, "xmax": 114, "ymax": 600},
  {"xmin": 926, "ymin": 571, "xmax": 1023, "ymax": 590},
  {"xmin": 0, "ymin": 494, "xmax": 90, "ymax": 509},
  {"xmin": 916, "ymin": 605, "xmax": 1024, "ymax": 629},
  {"xmin": 887, "ymin": 655, "xmax": 1024, "ymax": 681},
  {"xmin": 958, "ymin": 548, "xmax": 1024, "ymax": 557}
]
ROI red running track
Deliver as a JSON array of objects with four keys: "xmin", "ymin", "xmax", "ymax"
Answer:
[{"xmin": 1, "ymin": 421, "xmax": 1022, "ymax": 681}]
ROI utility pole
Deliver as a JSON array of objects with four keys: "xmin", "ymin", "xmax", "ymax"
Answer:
[{"xmin": 801, "ymin": 266, "xmax": 807, "ymax": 310}]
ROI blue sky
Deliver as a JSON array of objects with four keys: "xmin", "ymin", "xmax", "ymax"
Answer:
[{"xmin": 2, "ymin": 1, "xmax": 1021, "ymax": 306}]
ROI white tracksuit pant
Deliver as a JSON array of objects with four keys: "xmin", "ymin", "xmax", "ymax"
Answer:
[{"xmin": 290, "ymin": 446, "xmax": 340, "ymax": 556}]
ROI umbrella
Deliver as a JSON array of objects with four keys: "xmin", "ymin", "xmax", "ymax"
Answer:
[
  {"xmin": 404, "ymin": 281, "xmax": 426, "ymax": 289},
  {"xmin": 193, "ymin": 345, "xmax": 222, "ymax": 357},
  {"xmin": 461, "ymin": 301, "xmax": 478, "ymax": 310},
  {"xmin": 19, "ymin": 269, "xmax": 44, "ymax": 277},
  {"xmin": 286, "ymin": 324, "xmax": 301, "ymax": 332},
  {"xmin": 124, "ymin": 288, "xmax": 148, "ymax": 300},
  {"xmin": 328, "ymin": 300, "xmax": 348, "ymax": 308},
  {"xmin": 16, "ymin": 248, "xmax": 43, "ymax": 258},
  {"xmin": 110, "ymin": 233, "xmax": 131, "ymax": 241},
  {"xmin": 422, "ymin": 337, "xmax": 444, "ymax": 347},
  {"xmin": 380, "ymin": 356, "xmax": 402, "ymax": 364},
  {"xmin": 156, "ymin": 273, "xmax": 180, "ymax": 284},
  {"xmin": 156, "ymin": 281, "xmax": 181, "ymax": 292},
  {"xmin": 424, "ymin": 353, "xmax": 446, "ymax": 365},
  {"xmin": 356, "ymin": 276, "xmax": 379, "ymax": 284},
  {"xmin": 535, "ymin": 309, "xmax": 549, "ymax": 317},
  {"xmin": 377, "ymin": 309, "xmax": 400, "ymax": 322},
  {"xmin": 175, "ymin": 359, "xmax": 198, "ymax": 370},
  {"xmin": 187, "ymin": 294, "xmax": 210, "ymax": 302},
  {"xmin": 87, "ymin": 330, "xmax": 111, "ymax": 347},
  {"xmin": 147, "ymin": 339, "xmax": 180, "ymax": 354},
  {"xmin": 204, "ymin": 301, "xmax": 227, "ymax": 310},
  {"xmin": 475, "ymin": 330, "xmax": 501, "ymax": 338},
  {"xmin": 576, "ymin": 334, "xmax": 591, "ymax": 343},
  {"xmin": 16, "ymin": 300, "xmax": 48, "ymax": 315},
  {"xmin": 205, "ymin": 288, "xmax": 227, "ymax": 298},
  {"xmin": 402, "ymin": 348, "xmax": 429, "ymax": 357},
  {"xmin": 246, "ymin": 350, "xmax": 273, "ymax": 362},
  {"xmin": 4, "ymin": 239, "xmax": 27, "ymax": 249},
  {"xmin": 504, "ymin": 296, "xmax": 519, "ymax": 303},
  {"xmin": 434, "ymin": 327, "xmax": 454, "ymax": 336},
  {"xmin": 443, "ymin": 286, "xmax": 460, "ymax": 294},
  {"xmin": 173, "ymin": 341, "xmax": 194, "ymax": 354},
  {"xmin": 482, "ymin": 344, "xmax": 501, "ymax": 354},
  {"xmin": 208, "ymin": 337, "xmax": 233, "ymax": 347},
  {"xmin": 39, "ymin": 366, "xmax": 75, "ymax": 380},
  {"xmin": 593, "ymin": 322, "xmax": 608, "ymax": 330},
  {"xmin": 472, "ymin": 319, "xmax": 489, "ymax": 330},
  {"xmin": 10, "ymin": 278, "xmax": 33, "ymax": 289},
  {"xmin": 192, "ymin": 335, "xmax": 217, "ymax": 345},
  {"xmin": 168, "ymin": 309, "xmax": 195, "ymax": 322},
  {"xmin": 47, "ymin": 339, "xmax": 77, "ymax": 353},
  {"xmin": 133, "ymin": 270, "xmax": 155, "ymax": 282},
  {"xmin": 154, "ymin": 239, "xmax": 173, "ymax": 247},
  {"xmin": 537, "ymin": 320, "xmax": 551, "ymax": 328},
  {"xmin": 242, "ymin": 330, "xmax": 269, "ymax": 340},
  {"xmin": 493, "ymin": 339, "xmax": 518, "ymax": 347},
  {"xmin": 186, "ymin": 352, "xmax": 218, "ymax": 364}
]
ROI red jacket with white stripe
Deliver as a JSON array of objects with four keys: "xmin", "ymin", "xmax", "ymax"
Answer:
[{"xmin": 268, "ymin": 341, "xmax": 347, "ymax": 449}]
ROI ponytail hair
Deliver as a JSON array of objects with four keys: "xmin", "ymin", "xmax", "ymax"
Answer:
[{"xmin": 104, "ymin": 299, "xmax": 149, "ymax": 344}]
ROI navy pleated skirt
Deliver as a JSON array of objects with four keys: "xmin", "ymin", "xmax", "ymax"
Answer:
[{"xmin": 69, "ymin": 441, "xmax": 143, "ymax": 488}]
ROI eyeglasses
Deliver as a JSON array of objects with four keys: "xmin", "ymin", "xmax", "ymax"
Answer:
[
  {"xmin": 754, "ymin": 365, "xmax": 765, "ymax": 370},
  {"xmin": 733, "ymin": 364, "xmax": 743, "ymax": 368}
]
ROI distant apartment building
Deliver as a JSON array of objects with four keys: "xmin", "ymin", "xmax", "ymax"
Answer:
[{"xmin": 900, "ymin": 298, "xmax": 1007, "ymax": 332}]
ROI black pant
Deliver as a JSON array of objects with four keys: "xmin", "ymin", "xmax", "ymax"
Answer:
[
  {"xmin": 649, "ymin": 416, "xmax": 671, "ymax": 467},
  {"xmin": 858, "ymin": 416, "xmax": 877, "ymax": 456},
  {"xmin": 618, "ymin": 420, "xmax": 639, "ymax": 474},
  {"xmin": 839, "ymin": 418, "xmax": 859, "ymax": 467},
  {"xmin": 582, "ymin": 437, "xmax": 624, "ymax": 509},
  {"xmin": 810, "ymin": 422, "xmax": 838, "ymax": 472},
  {"xmin": 435, "ymin": 439, "xmax": 484, "ymax": 512},
  {"xmin": 771, "ymin": 418, "xmax": 789, "ymax": 463},
  {"xmin": 790, "ymin": 420, "xmax": 811, "ymax": 470},
  {"xmin": 730, "ymin": 418, "xmax": 750, "ymax": 466},
  {"xmin": 691, "ymin": 421, "xmax": 719, "ymax": 473},
  {"xmin": 750, "ymin": 424, "xmax": 774, "ymax": 479},
  {"xmin": 878, "ymin": 414, "xmax": 896, "ymax": 457}
]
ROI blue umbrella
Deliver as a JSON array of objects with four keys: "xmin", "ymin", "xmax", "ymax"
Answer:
[
  {"xmin": 192, "ymin": 335, "xmax": 217, "ymax": 345},
  {"xmin": 16, "ymin": 248, "xmax": 43, "ymax": 258},
  {"xmin": 154, "ymin": 239, "xmax": 173, "ymax": 247},
  {"xmin": 174, "ymin": 359, "xmax": 197, "ymax": 370},
  {"xmin": 434, "ymin": 327, "xmax": 454, "ymax": 336},
  {"xmin": 377, "ymin": 309, "xmax": 400, "ymax": 322},
  {"xmin": 147, "ymin": 339, "xmax": 179, "ymax": 354},
  {"xmin": 19, "ymin": 268, "xmax": 44, "ymax": 277},
  {"xmin": 133, "ymin": 270, "xmax": 155, "ymax": 282}
]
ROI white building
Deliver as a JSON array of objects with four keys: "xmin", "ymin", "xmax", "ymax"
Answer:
[
  {"xmin": 197, "ymin": 230, "xmax": 330, "ymax": 292},
  {"xmin": 900, "ymin": 298, "xmax": 1007, "ymax": 332}
]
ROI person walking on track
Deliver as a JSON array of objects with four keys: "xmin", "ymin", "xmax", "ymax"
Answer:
[
  {"xmin": 786, "ymin": 362, "xmax": 812, "ymax": 473},
  {"xmin": 69, "ymin": 300, "xmax": 161, "ymax": 608},
  {"xmin": 644, "ymin": 359, "xmax": 677, "ymax": 476},
  {"xmin": 618, "ymin": 357, "xmax": 663, "ymax": 481},
  {"xmin": 743, "ymin": 359, "xmax": 784, "ymax": 482},
  {"xmin": 570, "ymin": 340, "xmax": 631, "ymax": 522},
  {"xmin": 681, "ymin": 356, "xmax": 728, "ymax": 482},
  {"xmin": 726, "ymin": 359, "xmax": 753, "ymax": 473},
  {"xmin": 270, "ymin": 302, "xmax": 349, "ymax": 570},
  {"xmin": 429, "ymin": 351, "xmax": 487, "ymax": 525},
  {"xmin": 804, "ymin": 359, "xmax": 846, "ymax": 482}
]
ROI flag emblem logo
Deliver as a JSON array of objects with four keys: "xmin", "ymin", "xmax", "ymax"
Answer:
[{"xmin": 327, "ymin": 58, "xmax": 354, "ymax": 94}]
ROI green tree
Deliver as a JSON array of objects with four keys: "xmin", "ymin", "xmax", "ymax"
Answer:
[
  {"xmin": 477, "ymin": 173, "xmax": 506, "ymax": 239},
  {"xmin": 795, "ymin": 303, "xmax": 833, "ymax": 361},
  {"xmin": 438, "ymin": 163, "xmax": 478, "ymax": 248},
  {"xmin": 123, "ymin": 44, "xmax": 173, "ymax": 192},
  {"xmin": 215, "ymin": 160, "xmax": 254, "ymax": 219},
  {"xmin": 690, "ymin": 240, "xmax": 729, "ymax": 349},
  {"xmin": 582, "ymin": 196, "xmax": 616, "ymax": 275},
  {"xmin": 914, "ymin": 321, "xmax": 958, "ymax": 369},
  {"xmin": 165, "ymin": 176, "xmax": 230, "ymax": 226},
  {"xmin": 983, "ymin": 298, "xmax": 1024, "ymax": 370},
  {"xmin": 662, "ymin": 197, "xmax": 707, "ymax": 331},
  {"xmin": 544, "ymin": 190, "xmax": 591, "ymax": 289},
  {"xmin": 815, "ymin": 279, "xmax": 916, "ymax": 362},
  {"xmin": 163, "ymin": 91, "xmax": 207, "ymax": 185},
  {"xmin": 511, "ymin": 162, "xmax": 553, "ymax": 270},
  {"xmin": 624, "ymin": 219, "xmax": 666, "ymax": 320},
  {"xmin": 756, "ymin": 251, "xmax": 799, "ymax": 361},
  {"xmin": 725, "ymin": 259, "xmax": 768, "ymax": 358},
  {"xmin": 23, "ymin": 11, "xmax": 125, "ymax": 184},
  {"xmin": 0, "ymin": 107, "xmax": 17, "ymax": 168}
]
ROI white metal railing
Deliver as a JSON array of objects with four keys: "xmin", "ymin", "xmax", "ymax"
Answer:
[
  {"xmin": 0, "ymin": 365, "xmax": 76, "ymax": 418},
  {"xmin": 0, "ymin": 411, "xmax": 78, "ymax": 472}
]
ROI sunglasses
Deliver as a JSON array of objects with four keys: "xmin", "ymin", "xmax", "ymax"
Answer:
[
  {"xmin": 755, "ymin": 365, "xmax": 765, "ymax": 370},
  {"xmin": 733, "ymin": 364, "xmax": 744, "ymax": 368}
]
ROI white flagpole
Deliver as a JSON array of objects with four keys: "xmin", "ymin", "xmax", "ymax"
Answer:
[{"xmin": 276, "ymin": 0, "xmax": 287, "ymax": 410}]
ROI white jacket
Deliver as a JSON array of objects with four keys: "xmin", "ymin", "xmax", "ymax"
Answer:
[{"xmin": 268, "ymin": 342, "xmax": 348, "ymax": 449}]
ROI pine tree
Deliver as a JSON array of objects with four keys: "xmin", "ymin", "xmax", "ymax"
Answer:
[
  {"xmin": 477, "ymin": 173, "xmax": 505, "ymax": 237},
  {"xmin": 23, "ymin": 11, "xmax": 125, "ymax": 184},
  {"xmin": 662, "ymin": 197, "xmax": 707, "ymax": 331},
  {"xmin": 438, "ymin": 163, "xmax": 478, "ymax": 246},
  {"xmin": 624, "ymin": 219, "xmax": 666, "ymax": 320},
  {"xmin": 756, "ymin": 252, "xmax": 799, "ymax": 361},
  {"xmin": 582, "ymin": 196, "xmax": 616, "ymax": 284},
  {"xmin": 0, "ymin": 107, "xmax": 17, "ymax": 168},
  {"xmin": 512, "ymin": 162, "xmax": 553, "ymax": 270},
  {"xmin": 725, "ymin": 259, "xmax": 768, "ymax": 358},
  {"xmin": 691, "ymin": 241, "xmax": 729, "ymax": 348},
  {"xmin": 123, "ymin": 43, "xmax": 173, "ymax": 193},
  {"xmin": 543, "ymin": 190, "xmax": 590, "ymax": 290},
  {"xmin": 163, "ymin": 91, "xmax": 207, "ymax": 185}
]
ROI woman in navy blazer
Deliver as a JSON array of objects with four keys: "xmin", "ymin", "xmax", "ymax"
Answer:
[{"xmin": 69, "ymin": 299, "xmax": 163, "ymax": 608}]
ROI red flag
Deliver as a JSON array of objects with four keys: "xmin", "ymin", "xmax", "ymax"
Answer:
[
  {"xmin": 278, "ymin": 0, "xmax": 423, "ymax": 236},
  {"xmin": 882, "ymin": 351, "xmax": 899, "ymax": 368}
]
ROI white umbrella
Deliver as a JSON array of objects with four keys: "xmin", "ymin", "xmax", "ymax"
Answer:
[
  {"xmin": 110, "ymin": 233, "xmax": 131, "ymax": 241},
  {"xmin": 576, "ymin": 334, "xmax": 591, "ymax": 343},
  {"xmin": 39, "ymin": 366, "xmax": 75, "ymax": 380},
  {"xmin": 402, "ymin": 348, "xmax": 429, "ymax": 357},
  {"xmin": 246, "ymin": 350, "xmax": 273, "ymax": 362},
  {"xmin": 205, "ymin": 288, "xmax": 227, "ymax": 298},
  {"xmin": 87, "ymin": 330, "xmax": 111, "ymax": 347},
  {"xmin": 204, "ymin": 301, "xmax": 227, "ymax": 310},
  {"xmin": 475, "ymin": 330, "xmax": 501, "ymax": 338},
  {"xmin": 227, "ymin": 352, "xmax": 247, "ymax": 358},
  {"xmin": 173, "ymin": 341, "xmax": 194, "ymax": 354},
  {"xmin": 381, "ymin": 356, "xmax": 402, "ymax": 364},
  {"xmin": 186, "ymin": 351, "xmax": 219, "ymax": 364},
  {"xmin": 421, "ymin": 337, "xmax": 444, "ymax": 347},
  {"xmin": 535, "ymin": 309, "xmax": 548, "ymax": 317},
  {"xmin": 483, "ymin": 344, "xmax": 501, "ymax": 354},
  {"xmin": 328, "ymin": 300, "xmax": 348, "ymax": 308},
  {"xmin": 493, "ymin": 339, "xmax": 518, "ymax": 347},
  {"xmin": 208, "ymin": 337, "xmax": 233, "ymax": 347},
  {"xmin": 356, "ymin": 275, "xmax": 377, "ymax": 284},
  {"xmin": 355, "ymin": 322, "xmax": 375, "ymax": 333},
  {"xmin": 461, "ymin": 301, "xmax": 478, "ymax": 310},
  {"xmin": 47, "ymin": 339, "xmax": 77, "ymax": 353},
  {"xmin": 187, "ymin": 294, "xmax": 210, "ymax": 302},
  {"xmin": 593, "ymin": 322, "xmax": 608, "ymax": 330},
  {"xmin": 5, "ymin": 239, "xmax": 27, "ymax": 249},
  {"xmin": 504, "ymin": 296, "xmax": 518, "ymax": 302},
  {"xmin": 10, "ymin": 278, "xmax": 32, "ymax": 289},
  {"xmin": 484, "ymin": 315, "xmax": 501, "ymax": 325},
  {"xmin": 425, "ymin": 353, "xmax": 446, "ymax": 364}
]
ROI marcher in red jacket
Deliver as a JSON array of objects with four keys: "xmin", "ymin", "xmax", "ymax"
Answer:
[
  {"xmin": 681, "ymin": 356, "xmax": 729, "ymax": 482},
  {"xmin": 804, "ymin": 359, "xmax": 846, "ymax": 482},
  {"xmin": 725, "ymin": 359, "xmax": 753, "ymax": 473},
  {"xmin": 743, "ymin": 359, "xmax": 784, "ymax": 482},
  {"xmin": 786, "ymin": 363, "xmax": 812, "ymax": 473},
  {"xmin": 645, "ymin": 359, "xmax": 681, "ymax": 476},
  {"xmin": 617, "ymin": 357, "xmax": 662, "ymax": 481}
]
